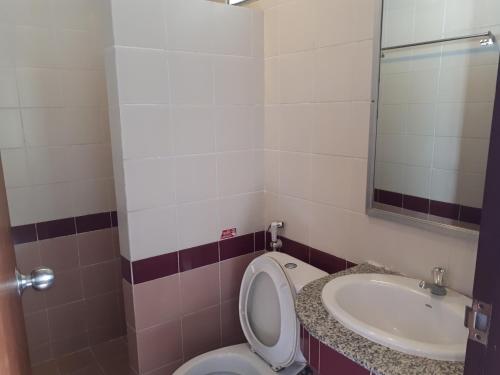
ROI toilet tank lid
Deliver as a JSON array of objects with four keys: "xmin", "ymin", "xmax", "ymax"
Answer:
[{"xmin": 265, "ymin": 252, "xmax": 328, "ymax": 293}]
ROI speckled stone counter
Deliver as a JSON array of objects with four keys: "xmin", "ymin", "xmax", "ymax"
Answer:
[{"xmin": 296, "ymin": 264, "xmax": 464, "ymax": 375}]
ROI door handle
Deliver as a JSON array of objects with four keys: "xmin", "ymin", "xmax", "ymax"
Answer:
[{"xmin": 16, "ymin": 268, "xmax": 55, "ymax": 296}]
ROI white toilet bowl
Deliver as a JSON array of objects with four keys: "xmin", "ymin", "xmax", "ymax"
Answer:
[{"xmin": 173, "ymin": 252, "xmax": 328, "ymax": 375}]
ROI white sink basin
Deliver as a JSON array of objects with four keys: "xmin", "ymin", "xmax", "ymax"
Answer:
[{"xmin": 321, "ymin": 273, "xmax": 471, "ymax": 361}]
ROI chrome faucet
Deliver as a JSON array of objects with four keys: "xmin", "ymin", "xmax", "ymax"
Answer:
[
  {"xmin": 268, "ymin": 221, "xmax": 284, "ymax": 251},
  {"xmin": 419, "ymin": 267, "xmax": 447, "ymax": 296}
]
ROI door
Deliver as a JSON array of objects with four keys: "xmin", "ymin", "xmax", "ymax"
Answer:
[
  {"xmin": 463, "ymin": 60, "xmax": 500, "ymax": 374},
  {"xmin": 0, "ymin": 158, "xmax": 31, "ymax": 374}
]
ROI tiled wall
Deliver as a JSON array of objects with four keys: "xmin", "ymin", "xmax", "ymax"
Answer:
[
  {"xmin": 14, "ymin": 218, "xmax": 125, "ymax": 366},
  {"xmin": 121, "ymin": 232, "xmax": 265, "ymax": 374},
  {"xmin": 247, "ymin": 0, "xmax": 479, "ymax": 296},
  {"xmin": 104, "ymin": 0, "xmax": 264, "ymax": 373},
  {"xmin": 376, "ymin": 0, "xmax": 500, "ymax": 212},
  {"xmin": 0, "ymin": 0, "xmax": 124, "ymax": 368}
]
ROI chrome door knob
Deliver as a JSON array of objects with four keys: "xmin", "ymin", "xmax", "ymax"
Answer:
[{"xmin": 16, "ymin": 267, "xmax": 55, "ymax": 295}]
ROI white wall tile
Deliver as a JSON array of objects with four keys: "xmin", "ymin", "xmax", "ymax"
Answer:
[
  {"xmin": 279, "ymin": 152, "xmax": 310, "ymax": 199},
  {"xmin": 32, "ymin": 182, "xmax": 74, "ymax": 222},
  {"xmin": 315, "ymin": 0, "xmax": 354, "ymax": 47},
  {"xmin": 264, "ymin": 58, "xmax": 280, "ymax": 104},
  {"xmin": 110, "ymin": 0, "xmax": 166, "ymax": 49},
  {"xmin": 70, "ymin": 144, "xmax": 113, "ymax": 180},
  {"xmin": 314, "ymin": 44, "xmax": 353, "ymax": 102},
  {"xmin": 177, "ymin": 200, "xmax": 218, "ymax": 249},
  {"xmin": 128, "ymin": 207, "xmax": 178, "ymax": 260},
  {"xmin": 172, "ymin": 106, "xmax": 215, "ymax": 155},
  {"xmin": 459, "ymin": 172, "xmax": 486, "ymax": 208},
  {"xmin": 14, "ymin": 0, "xmax": 53, "ymax": 28},
  {"xmin": 15, "ymin": 26, "xmax": 57, "ymax": 68},
  {"xmin": 164, "ymin": 0, "xmax": 215, "ymax": 53},
  {"xmin": 280, "ymin": 104, "xmax": 312, "ymax": 153},
  {"xmin": 280, "ymin": 51, "xmax": 313, "ymax": 104},
  {"xmin": 214, "ymin": 56, "xmax": 260, "ymax": 105},
  {"xmin": 218, "ymin": 192, "xmax": 264, "ymax": 236},
  {"xmin": 264, "ymin": 7, "xmax": 280, "ymax": 57},
  {"xmin": 26, "ymin": 147, "xmax": 73, "ymax": 185},
  {"xmin": 217, "ymin": 151, "xmax": 257, "ymax": 197},
  {"xmin": 175, "ymin": 155, "xmax": 217, "ymax": 204},
  {"xmin": 61, "ymin": 69, "xmax": 106, "ymax": 107},
  {"xmin": 71, "ymin": 178, "xmax": 113, "ymax": 216},
  {"xmin": 279, "ymin": 195, "xmax": 310, "ymax": 245},
  {"xmin": 120, "ymin": 105, "xmax": 172, "ymax": 159},
  {"xmin": 124, "ymin": 158, "xmax": 175, "ymax": 211},
  {"xmin": 56, "ymin": 29, "xmax": 101, "ymax": 69},
  {"xmin": 1, "ymin": 148, "xmax": 30, "ymax": 188},
  {"xmin": 433, "ymin": 137, "xmax": 461, "ymax": 171},
  {"xmin": 279, "ymin": 0, "xmax": 314, "ymax": 54},
  {"xmin": 0, "ymin": 26, "xmax": 15, "ymax": 68},
  {"xmin": 403, "ymin": 165, "xmax": 431, "ymax": 198},
  {"xmin": 114, "ymin": 47, "xmax": 169, "ymax": 104},
  {"xmin": 430, "ymin": 168, "xmax": 460, "ymax": 203},
  {"xmin": 52, "ymin": 0, "xmax": 96, "ymax": 30},
  {"xmin": 215, "ymin": 106, "xmax": 255, "ymax": 152},
  {"xmin": 6, "ymin": 187, "xmax": 37, "ymax": 226},
  {"xmin": 168, "ymin": 52, "xmax": 213, "ymax": 106},
  {"xmin": 16, "ymin": 68, "xmax": 62, "ymax": 107},
  {"xmin": 0, "ymin": 109, "xmax": 24, "ymax": 148},
  {"xmin": 212, "ymin": 4, "xmax": 252, "ymax": 56}
]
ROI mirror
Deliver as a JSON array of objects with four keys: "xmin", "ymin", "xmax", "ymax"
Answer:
[{"xmin": 368, "ymin": 0, "xmax": 500, "ymax": 233}]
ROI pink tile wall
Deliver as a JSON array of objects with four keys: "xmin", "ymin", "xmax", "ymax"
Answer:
[
  {"xmin": 15, "ymin": 228, "xmax": 126, "ymax": 366},
  {"xmin": 123, "ymin": 250, "xmax": 261, "ymax": 374}
]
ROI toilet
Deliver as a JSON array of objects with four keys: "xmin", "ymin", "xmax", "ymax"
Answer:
[{"xmin": 174, "ymin": 252, "xmax": 328, "ymax": 375}]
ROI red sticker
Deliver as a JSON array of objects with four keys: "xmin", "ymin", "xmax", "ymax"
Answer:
[{"xmin": 220, "ymin": 228, "xmax": 237, "ymax": 240}]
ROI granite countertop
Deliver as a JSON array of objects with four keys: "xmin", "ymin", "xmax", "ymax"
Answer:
[{"xmin": 295, "ymin": 264, "xmax": 464, "ymax": 375}]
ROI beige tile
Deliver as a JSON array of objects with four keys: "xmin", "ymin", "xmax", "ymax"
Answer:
[
  {"xmin": 133, "ymin": 274, "xmax": 181, "ymax": 330},
  {"xmin": 136, "ymin": 321, "xmax": 182, "ymax": 373},
  {"xmin": 180, "ymin": 264, "xmax": 220, "ymax": 316},
  {"xmin": 182, "ymin": 305, "xmax": 221, "ymax": 361}
]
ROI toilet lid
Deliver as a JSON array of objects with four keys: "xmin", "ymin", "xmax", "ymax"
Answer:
[{"xmin": 239, "ymin": 255, "xmax": 298, "ymax": 370}]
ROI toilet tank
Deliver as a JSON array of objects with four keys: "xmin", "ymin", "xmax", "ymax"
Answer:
[{"xmin": 265, "ymin": 251, "xmax": 328, "ymax": 293}]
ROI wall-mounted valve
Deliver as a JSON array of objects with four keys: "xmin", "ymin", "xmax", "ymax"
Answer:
[{"xmin": 268, "ymin": 221, "xmax": 284, "ymax": 251}]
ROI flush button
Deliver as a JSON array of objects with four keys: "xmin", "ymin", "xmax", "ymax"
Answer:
[{"xmin": 285, "ymin": 263, "xmax": 297, "ymax": 269}]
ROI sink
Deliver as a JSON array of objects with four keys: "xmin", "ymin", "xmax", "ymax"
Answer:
[{"xmin": 321, "ymin": 273, "xmax": 471, "ymax": 361}]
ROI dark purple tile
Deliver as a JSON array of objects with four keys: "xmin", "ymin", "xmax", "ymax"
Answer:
[
  {"xmin": 378, "ymin": 189, "xmax": 403, "ymax": 208},
  {"xmin": 309, "ymin": 248, "xmax": 345, "ymax": 274},
  {"xmin": 403, "ymin": 194, "xmax": 429, "ymax": 214},
  {"xmin": 430, "ymin": 200, "xmax": 460, "ymax": 220},
  {"xmin": 346, "ymin": 261, "xmax": 357, "ymax": 269},
  {"xmin": 373, "ymin": 189, "xmax": 380, "ymax": 203},
  {"xmin": 179, "ymin": 242, "xmax": 219, "ymax": 272},
  {"xmin": 460, "ymin": 206, "xmax": 482, "ymax": 225},
  {"xmin": 111, "ymin": 211, "xmax": 118, "ymax": 227},
  {"xmin": 11, "ymin": 224, "xmax": 37, "ymax": 245},
  {"xmin": 220, "ymin": 233, "xmax": 254, "ymax": 261},
  {"xmin": 121, "ymin": 257, "xmax": 132, "ymax": 284},
  {"xmin": 255, "ymin": 231, "xmax": 266, "ymax": 251},
  {"xmin": 279, "ymin": 237, "xmax": 309, "ymax": 263},
  {"xmin": 36, "ymin": 218, "xmax": 76, "ymax": 240},
  {"xmin": 132, "ymin": 252, "xmax": 179, "ymax": 284},
  {"xmin": 319, "ymin": 343, "xmax": 370, "ymax": 375},
  {"xmin": 303, "ymin": 328, "xmax": 310, "ymax": 363},
  {"xmin": 75, "ymin": 212, "xmax": 111, "ymax": 233},
  {"xmin": 309, "ymin": 335, "xmax": 320, "ymax": 372}
]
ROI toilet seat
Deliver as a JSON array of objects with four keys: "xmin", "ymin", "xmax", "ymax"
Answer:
[
  {"xmin": 239, "ymin": 255, "xmax": 298, "ymax": 371},
  {"xmin": 173, "ymin": 344, "xmax": 278, "ymax": 375}
]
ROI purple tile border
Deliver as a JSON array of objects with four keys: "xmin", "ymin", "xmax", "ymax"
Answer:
[
  {"xmin": 36, "ymin": 218, "xmax": 76, "ymax": 241},
  {"xmin": 11, "ymin": 210, "xmax": 118, "ymax": 243},
  {"xmin": 132, "ymin": 252, "xmax": 179, "ymax": 285},
  {"xmin": 280, "ymin": 237, "xmax": 310, "ymax": 263},
  {"xmin": 255, "ymin": 231, "xmax": 266, "ymax": 251},
  {"xmin": 121, "ymin": 256, "xmax": 132, "ymax": 284},
  {"xmin": 430, "ymin": 200, "xmax": 460, "ymax": 220},
  {"xmin": 310, "ymin": 248, "xmax": 346, "ymax": 274},
  {"xmin": 375, "ymin": 189, "xmax": 482, "ymax": 226},
  {"xmin": 403, "ymin": 194, "xmax": 429, "ymax": 214},
  {"xmin": 179, "ymin": 242, "xmax": 219, "ymax": 273},
  {"xmin": 220, "ymin": 233, "xmax": 255, "ymax": 261},
  {"xmin": 76, "ymin": 212, "xmax": 111, "ymax": 233},
  {"xmin": 376, "ymin": 189, "xmax": 403, "ymax": 207},
  {"xmin": 460, "ymin": 206, "xmax": 482, "ymax": 225},
  {"xmin": 11, "ymin": 224, "xmax": 37, "ymax": 245}
]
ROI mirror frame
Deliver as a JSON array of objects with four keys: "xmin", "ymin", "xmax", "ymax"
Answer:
[{"xmin": 365, "ymin": 0, "xmax": 480, "ymax": 239}]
